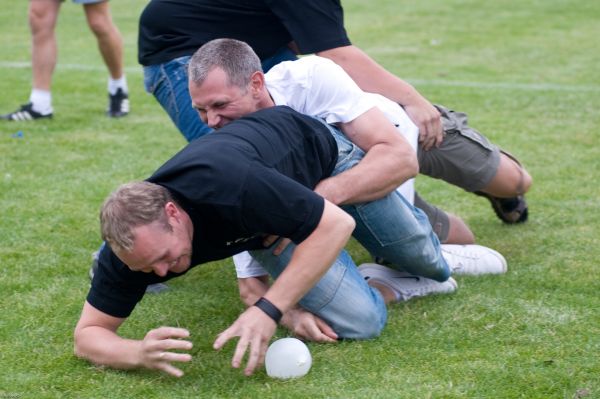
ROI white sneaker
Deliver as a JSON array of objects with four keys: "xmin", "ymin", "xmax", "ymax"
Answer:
[
  {"xmin": 441, "ymin": 244, "xmax": 507, "ymax": 275},
  {"xmin": 358, "ymin": 263, "xmax": 457, "ymax": 302}
]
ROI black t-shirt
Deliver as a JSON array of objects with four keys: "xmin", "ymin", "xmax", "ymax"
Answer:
[
  {"xmin": 138, "ymin": 0, "xmax": 351, "ymax": 65},
  {"xmin": 87, "ymin": 106, "xmax": 338, "ymax": 318}
]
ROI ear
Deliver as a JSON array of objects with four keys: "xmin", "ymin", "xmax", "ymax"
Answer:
[
  {"xmin": 164, "ymin": 201, "xmax": 180, "ymax": 220},
  {"xmin": 249, "ymin": 71, "xmax": 266, "ymax": 97}
]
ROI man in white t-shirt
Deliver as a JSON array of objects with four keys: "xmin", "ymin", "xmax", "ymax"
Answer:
[{"xmin": 188, "ymin": 39, "xmax": 507, "ymax": 342}]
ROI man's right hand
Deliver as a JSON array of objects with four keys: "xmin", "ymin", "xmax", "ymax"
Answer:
[
  {"xmin": 138, "ymin": 327, "xmax": 193, "ymax": 377},
  {"xmin": 282, "ymin": 308, "xmax": 338, "ymax": 343}
]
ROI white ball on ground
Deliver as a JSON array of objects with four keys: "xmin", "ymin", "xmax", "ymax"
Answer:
[{"xmin": 265, "ymin": 337, "xmax": 312, "ymax": 379}]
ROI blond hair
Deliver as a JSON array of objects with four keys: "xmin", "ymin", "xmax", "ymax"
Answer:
[{"xmin": 100, "ymin": 181, "xmax": 173, "ymax": 253}]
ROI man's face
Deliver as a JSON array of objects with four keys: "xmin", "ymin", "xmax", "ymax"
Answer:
[
  {"xmin": 189, "ymin": 67, "xmax": 261, "ymax": 129},
  {"xmin": 117, "ymin": 211, "xmax": 193, "ymax": 277}
]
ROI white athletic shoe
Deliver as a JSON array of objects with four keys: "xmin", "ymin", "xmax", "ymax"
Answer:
[
  {"xmin": 441, "ymin": 244, "xmax": 508, "ymax": 275},
  {"xmin": 358, "ymin": 263, "xmax": 458, "ymax": 302}
]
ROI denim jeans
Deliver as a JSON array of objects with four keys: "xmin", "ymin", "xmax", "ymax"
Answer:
[
  {"xmin": 143, "ymin": 46, "xmax": 298, "ymax": 143},
  {"xmin": 250, "ymin": 122, "xmax": 449, "ymax": 339}
]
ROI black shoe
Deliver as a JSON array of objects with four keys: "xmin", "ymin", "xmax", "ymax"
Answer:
[
  {"xmin": 107, "ymin": 88, "xmax": 129, "ymax": 118},
  {"xmin": 89, "ymin": 250, "xmax": 169, "ymax": 294},
  {"xmin": 475, "ymin": 192, "xmax": 529, "ymax": 224},
  {"xmin": 2, "ymin": 102, "xmax": 52, "ymax": 121}
]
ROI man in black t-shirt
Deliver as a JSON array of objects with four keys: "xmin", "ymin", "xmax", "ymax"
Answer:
[{"xmin": 74, "ymin": 106, "xmax": 387, "ymax": 377}]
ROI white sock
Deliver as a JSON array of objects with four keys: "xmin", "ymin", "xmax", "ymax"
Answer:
[
  {"xmin": 108, "ymin": 75, "xmax": 128, "ymax": 95},
  {"xmin": 29, "ymin": 89, "xmax": 53, "ymax": 115}
]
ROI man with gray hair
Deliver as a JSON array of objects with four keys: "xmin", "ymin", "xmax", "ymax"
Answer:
[{"xmin": 186, "ymin": 39, "xmax": 510, "ymax": 339}]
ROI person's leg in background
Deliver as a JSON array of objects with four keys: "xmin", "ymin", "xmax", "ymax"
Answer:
[
  {"xmin": 2, "ymin": 0, "xmax": 60, "ymax": 120},
  {"xmin": 82, "ymin": 0, "xmax": 129, "ymax": 117}
]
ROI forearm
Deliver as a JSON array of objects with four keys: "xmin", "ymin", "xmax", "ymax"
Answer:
[
  {"xmin": 316, "ymin": 143, "xmax": 417, "ymax": 205},
  {"xmin": 262, "ymin": 201, "xmax": 355, "ymax": 313},
  {"xmin": 238, "ymin": 275, "xmax": 269, "ymax": 307},
  {"xmin": 74, "ymin": 326, "xmax": 142, "ymax": 370},
  {"xmin": 317, "ymin": 45, "xmax": 429, "ymax": 107}
]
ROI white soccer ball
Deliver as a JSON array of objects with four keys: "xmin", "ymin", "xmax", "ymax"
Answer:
[{"xmin": 265, "ymin": 337, "xmax": 312, "ymax": 379}]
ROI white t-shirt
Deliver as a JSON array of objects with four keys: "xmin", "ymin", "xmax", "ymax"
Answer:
[{"xmin": 234, "ymin": 56, "xmax": 419, "ymax": 278}]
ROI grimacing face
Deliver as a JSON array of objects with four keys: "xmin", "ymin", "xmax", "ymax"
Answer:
[
  {"xmin": 189, "ymin": 67, "xmax": 261, "ymax": 129},
  {"xmin": 116, "ymin": 208, "xmax": 193, "ymax": 277}
]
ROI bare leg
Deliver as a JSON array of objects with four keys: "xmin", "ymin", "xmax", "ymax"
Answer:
[
  {"xmin": 29, "ymin": 0, "xmax": 61, "ymax": 91},
  {"xmin": 479, "ymin": 152, "xmax": 533, "ymax": 198},
  {"xmin": 83, "ymin": 1, "xmax": 124, "ymax": 79},
  {"xmin": 445, "ymin": 213, "xmax": 475, "ymax": 244},
  {"xmin": 368, "ymin": 282, "xmax": 396, "ymax": 304}
]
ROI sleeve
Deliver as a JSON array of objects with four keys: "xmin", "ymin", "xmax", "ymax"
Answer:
[
  {"xmin": 265, "ymin": 0, "xmax": 351, "ymax": 54},
  {"xmin": 86, "ymin": 245, "xmax": 149, "ymax": 318},
  {"xmin": 233, "ymin": 251, "xmax": 268, "ymax": 278},
  {"xmin": 267, "ymin": 56, "xmax": 378, "ymax": 124},
  {"xmin": 239, "ymin": 163, "xmax": 325, "ymax": 245}
]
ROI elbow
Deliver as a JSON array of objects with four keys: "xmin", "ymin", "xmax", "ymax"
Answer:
[
  {"xmin": 401, "ymin": 150, "xmax": 419, "ymax": 183},
  {"xmin": 406, "ymin": 149, "xmax": 419, "ymax": 178},
  {"xmin": 391, "ymin": 150, "xmax": 418, "ymax": 187},
  {"xmin": 73, "ymin": 329, "xmax": 86, "ymax": 360},
  {"xmin": 342, "ymin": 212, "xmax": 356, "ymax": 237}
]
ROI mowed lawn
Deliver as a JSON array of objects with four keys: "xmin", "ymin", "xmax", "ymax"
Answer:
[{"xmin": 1, "ymin": 1, "xmax": 599, "ymax": 398}]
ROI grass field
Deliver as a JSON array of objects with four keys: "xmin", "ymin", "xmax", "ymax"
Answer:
[{"xmin": 1, "ymin": 1, "xmax": 599, "ymax": 398}]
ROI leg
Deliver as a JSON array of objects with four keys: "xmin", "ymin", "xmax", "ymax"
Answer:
[
  {"xmin": 328, "ymin": 124, "xmax": 451, "ymax": 281},
  {"xmin": 480, "ymin": 150, "xmax": 532, "ymax": 197},
  {"xmin": 1, "ymin": 0, "xmax": 60, "ymax": 119},
  {"xmin": 250, "ymin": 246, "xmax": 387, "ymax": 339},
  {"xmin": 143, "ymin": 57, "xmax": 214, "ymax": 142},
  {"xmin": 29, "ymin": 0, "xmax": 61, "ymax": 91},
  {"xmin": 82, "ymin": 0, "xmax": 129, "ymax": 117},
  {"xmin": 82, "ymin": 1, "xmax": 123, "ymax": 79},
  {"xmin": 419, "ymin": 105, "xmax": 532, "ymax": 223},
  {"xmin": 414, "ymin": 192, "xmax": 475, "ymax": 244},
  {"xmin": 342, "ymin": 193, "xmax": 450, "ymax": 282}
]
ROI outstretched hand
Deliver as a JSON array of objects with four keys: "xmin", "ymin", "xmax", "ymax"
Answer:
[
  {"xmin": 138, "ymin": 327, "xmax": 193, "ymax": 377},
  {"xmin": 213, "ymin": 306, "xmax": 277, "ymax": 376}
]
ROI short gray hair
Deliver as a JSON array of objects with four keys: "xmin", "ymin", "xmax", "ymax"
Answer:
[
  {"xmin": 189, "ymin": 38, "xmax": 262, "ymax": 88},
  {"xmin": 100, "ymin": 181, "xmax": 173, "ymax": 253}
]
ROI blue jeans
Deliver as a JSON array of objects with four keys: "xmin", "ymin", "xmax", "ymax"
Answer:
[
  {"xmin": 143, "ymin": 46, "xmax": 298, "ymax": 143},
  {"xmin": 251, "ymin": 123, "xmax": 449, "ymax": 339}
]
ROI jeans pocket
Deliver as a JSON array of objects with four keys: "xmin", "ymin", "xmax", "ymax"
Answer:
[
  {"xmin": 143, "ymin": 65, "xmax": 163, "ymax": 94},
  {"xmin": 436, "ymin": 104, "xmax": 494, "ymax": 151}
]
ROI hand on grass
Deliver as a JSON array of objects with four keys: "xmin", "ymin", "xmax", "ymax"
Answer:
[
  {"xmin": 139, "ymin": 327, "xmax": 193, "ymax": 377},
  {"xmin": 213, "ymin": 306, "xmax": 277, "ymax": 376}
]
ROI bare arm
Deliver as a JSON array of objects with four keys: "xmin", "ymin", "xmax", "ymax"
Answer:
[
  {"xmin": 238, "ymin": 276, "xmax": 337, "ymax": 342},
  {"xmin": 74, "ymin": 301, "xmax": 193, "ymax": 377},
  {"xmin": 317, "ymin": 45, "xmax": 443, "ymax": 150},
  {"xmin": 315, "ymin": 107, "xmax": 418, "ymax": 205},
  {"xmin": 215, "ymin": 200, "xmax": 355, "ymax": 375}
]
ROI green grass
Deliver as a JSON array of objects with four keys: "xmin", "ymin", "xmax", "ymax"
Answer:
[{"xmin": 1, "ymin": 0, "xmax": 599, "ymax": 398}]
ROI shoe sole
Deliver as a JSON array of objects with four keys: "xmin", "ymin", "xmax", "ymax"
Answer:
[{"xmin": 475, "ymin": 191, "xmax": 528, "ymax": 224}]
